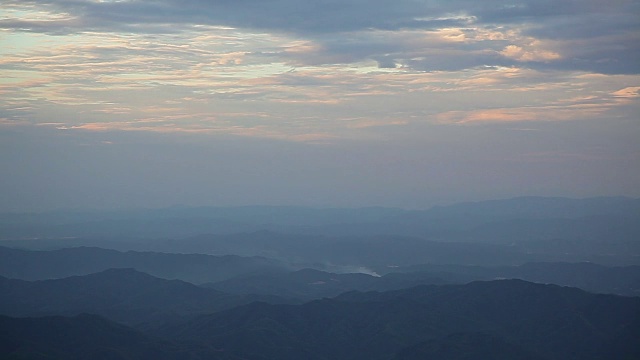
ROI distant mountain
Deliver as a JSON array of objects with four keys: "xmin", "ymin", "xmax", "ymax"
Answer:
[
  {"xmin": 159, "ymin": 280, "xmax": 640, "ymax": 360},
  {"xmin": 0, "ymin": 205, "xmax": 403, "ymax": 240},
  {"xmin": 207, "ymin": 268, "xmax": 451, "ymax": 301},
  {"xmin": 159, "ymin": 231, "xmax": 540, "ymax": 266},
  {"xmin": 206, "ymin": 268, "xmax": 381, "ymax": 300},
  {"xmin": 2, "ymin": 196, "xmax": 638, "ymax": 267},
  {"xmin": 0, "ymin": 268, "xmax": 290, "ymax": 328},
  {"xmin": 310, "ymin": 197, "xmax": 640, "ymax": 248},
  {"xmin": 0, "ymin": 314, "xmax": 233, "ymax": 360},
  {"xmin": 0, "ymin": 246, "xmax": 288, "ymax": 283},
  {"xmin": 140, "ymin": 227, "xmax": 640, "ymax": 267},
  {"xmin": 2, "ymin": 196, "xmax": 637, "ymax": 241},
  {"xmin": 392, "ymin": 262, "xmax": 640, "ymax": 297},
  {"xmin": 206, "ymin": 262, "xmax": 640, "ymax": 300},
  {"xmin": 421, "ymin": 196, "xmax": 640, "ymax": 219},
  {"xmin": 202, "ymin": 269, "xmax": 464, "ymax": 301}
]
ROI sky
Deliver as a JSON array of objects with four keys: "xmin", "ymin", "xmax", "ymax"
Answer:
[{"xmin": 1, "ymin": 0, "xmax": 639, "ymax": 212}]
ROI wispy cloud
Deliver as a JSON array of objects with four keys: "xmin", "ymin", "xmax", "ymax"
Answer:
[{"xmin": 2, "ymin": 0, "xmax": 638, "ymax": 72}]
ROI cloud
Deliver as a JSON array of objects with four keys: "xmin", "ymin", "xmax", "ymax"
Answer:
[
  {"xmin": 4, "ymin": 1, "xmax": 629, "ymax": 34},
  {"xmin": 2, "ymin": 0, "xmax": 637, "ymax": 73},
  {"xmin": 434, "ymin": 105, "xmax": 603, "ymax": 125},
  {"xmin": 2, "ymin": 0, "xmax": 465, "ymax": 34},
  {"xmin": 500, "ymin": 43, "xmax": 560, "ymax": 62},
  {"xmin": 612, "ymin": 86, "xmax": 640, "ymax": 99}
]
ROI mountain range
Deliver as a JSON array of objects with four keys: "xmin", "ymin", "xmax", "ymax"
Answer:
[
  {"xmin": 0, "ymin": 268, "xmax": 290, "ymax": 328},
  {"xmin": 158, "ymin": 279, "xmax": 640, "ymax": 360},
  {"xmin": 3, "ymin": 279, "xmax": 639, "ymax": 360},
  {"xmin": 2, "ymin": 196, "xmax": 639, "ymax": 359},
  {"xmin": 3, "ymin": 197, "xmax": 638, "ymax": 267},
  {"xmin": 0, "ymin": 246, "xmax": 287, "ymax": 283}
]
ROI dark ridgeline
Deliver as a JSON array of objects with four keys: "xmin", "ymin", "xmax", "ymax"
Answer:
[
  {"xmin": 2, "ymin": 280, "xmax": 638, "ymax": 360},
  {"xmin": 0, "ymin": 268, "xmax": 291, "ymax": 328}
]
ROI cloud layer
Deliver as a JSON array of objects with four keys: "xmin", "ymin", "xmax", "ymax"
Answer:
[{"xmin": 2, "ymin": 0, "xmax": 639, "ymax": 73}]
